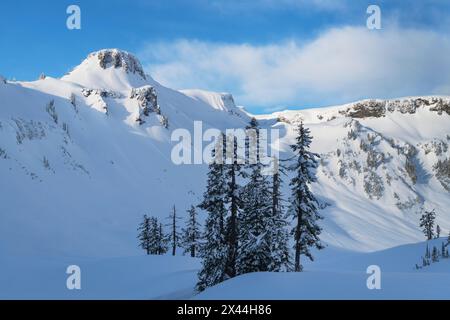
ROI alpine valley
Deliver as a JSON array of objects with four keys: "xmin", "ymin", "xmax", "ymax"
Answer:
[{"xmin": 1, "ymin": 49, "xmax": 450, "ymax": 299}]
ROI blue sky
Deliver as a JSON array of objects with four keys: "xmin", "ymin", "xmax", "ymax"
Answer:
[{"xmin": 1, "ymin": 0, "xmax": 450, "ymax": 113}]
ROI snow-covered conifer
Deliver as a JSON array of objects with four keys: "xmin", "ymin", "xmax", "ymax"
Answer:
[
  {"xmin": 181, "ymin": 205, "xmax": 202, "ymax": 257},
  {"xmin": 196, "ymin": 140, "xmax": 229, "ymax": 292},
  {"xmin": 420, "ymin": 209, "xmax": 436, "ymax": 240},
  {"xmin": 432, "ymin": 246, "xmax": 439, "ymax": 262},
  {"xmin": 268, "ymin": 156, "xmax": 291, "ymax": 272},
  {"xmin": 237, "ymin": 153, "xmax": 272, "ymax": 274},
  {"xmin": 287, "ymin": 121, "xmax": 324, "ymax": 272},
  {"xmin": 137, "ymin": 214, "xmax": 152, "ymax": 255},
  {"xmin": 223, "ymin": 134, "xmax": 245, "ymax": 278}
]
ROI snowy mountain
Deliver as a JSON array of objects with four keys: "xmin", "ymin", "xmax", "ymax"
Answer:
[{"xmin": 1, "ymin": 49, "xmax": 450, "ymax": 299}]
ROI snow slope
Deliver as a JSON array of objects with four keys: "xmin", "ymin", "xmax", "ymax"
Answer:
[
  {"xmin": 1, "ymin": 49, "xmax": 450, "ymax": 299},
  {"xmin": 197, "ymin": 239, "xmax": 450, "ymax": 300}
]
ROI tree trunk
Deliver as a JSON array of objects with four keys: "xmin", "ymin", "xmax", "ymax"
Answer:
[
  {"xmin": 227, "ymin": 164, "xmax": 238, "ymax": 278},
  {"xmin": 172, "ymin": 206, "xmax": 176, "ymax": 256},
  {"xmin": 294, "ymin": 212, "xmax": 302, "ymax": 272}
]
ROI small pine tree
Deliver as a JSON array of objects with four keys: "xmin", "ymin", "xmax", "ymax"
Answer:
[
  {"xmin": 420, "ymin": 209, "xmax": 436, "ymax": 240},
  {"xmin": 441, "ymin": 242, "xmax": 447, "ymax": 259},
  {"xmin": 137, "ymin": 214, "xmax": 152, "ymax": 255},
  {"xmin": 167, "ymin": 205, "xmax": 182, "ymax": 256},
  {"xmin": 436, "ymin": 224, "xmax": 441, "ymax": 239},
  {"xmin": 422, "ymin": 256, "xmax": 429, "ymax": 267},
  {"xmin": 157, "ymin": 222, "xmax": 169, "ymax": 255},
  {"xmin": 432, "ymin": 246, "xmax": 439, "ymax": 262},
  {"xmin": 287, "ymin": 121, "xmax": 324, "ymax": 272},
  {"xmin": 181, "ymin": 205, "xmax": 202, "ymax": 257}
]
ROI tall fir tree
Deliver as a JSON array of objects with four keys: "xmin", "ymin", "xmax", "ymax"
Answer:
[
  {"xmin": 196, "ymin": 140, "xmax": 229, "ymax": 292},
  {"xmin": 420, "ymin": 209, "xmax": 436, "ymax": 240},
  {"xmin": 287, "ymin": 121, "xmax": 324, "ymax": 272},
  {"xmin": 181, "ymin": 205, "xmax": 202, "ymax": 257},
  {"xmin": 223, "ymin": 134, "xmax": 245, "ymax": 278},
  {"xmin": 167, "ymin": 205, "xmax": 182, "ymax": 256},
  {"xmin": 237, "ymin": 156, "xmax": 272, "ymax": 274},
  {"xmin": 268, "ymin": 156, "xmax": 291, "ymax": 272},
  {"xmin": 237, "ymin": 119, "xmax": 290, "ymax": 274}
]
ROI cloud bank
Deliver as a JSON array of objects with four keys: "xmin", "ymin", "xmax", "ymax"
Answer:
[{"xmin": 141, "ymin": 27, "xmax": 450, "ymax": 112}]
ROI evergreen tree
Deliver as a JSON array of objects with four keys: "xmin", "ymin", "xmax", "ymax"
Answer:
[
  {"xmin": 442, "ymin": 242, "xmax": 447, "ymax": 259},
  {"xmin": 167, "ymin": 205, "xmax": 182, "ymax": 256},
  {"xmin": 138, "ymin": 215, "xmax": 168, "ymax": 255},
  {"xmin": 287, "ymin": 121, "xmax": 324, "ymax": 272},
  {"xmin": 157, "ymin": 222, "xmax": 169, "ymax": 255},
  {"xmin": 420, "ymin": 209, "xmax": 436, "ymax": 240},
  {"xmin": 432, "ymin": 246, "xmax": 439, "ymax": 262},
  {"xmin": 422, "ymin": 256, "xmax": 429, "ymax": 267},
  {"xmin": 436, "ymin": 224, "xmax": 441, "ymax": 239},
  {"xmin": 181, "ymin": 205, "xmax": 202, "ymax": 257},
  {"xmin": 196, "ymin": 141, "xmax": 229, "ymax": 292},
  {"xmin": 223, "ymin": 134, "xmax": 245, "ymax": 278},
  {"xmin": 268, "ymin": 156, "xmax": 291, "ymax": 272},
  {"xmin": 137, "ymin": 214, "xmax": 152, "ymax": 255},
  {"xmin": 237, "ymin": 154, "xmax": 272, "ymax": 274},
  {"xmin": 147, "ymin": 216, "xmax": 159, "ymax": 254}
]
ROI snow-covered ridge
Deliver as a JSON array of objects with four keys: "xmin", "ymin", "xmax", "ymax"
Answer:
[
  {"xmin": 259, "ymin": 96, "xmax": 450, "ymax": 125},
  {"xmin": 180, "ymin": 89, "xmax": 236, "ymax": 112}
]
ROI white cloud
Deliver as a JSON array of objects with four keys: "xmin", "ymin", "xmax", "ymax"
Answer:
[{"xmin": 140, "ymin": 27, "xmax": 450, "ymax": 110}]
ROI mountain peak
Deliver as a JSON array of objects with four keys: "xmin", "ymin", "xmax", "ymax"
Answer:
[
  {"xmin": 62, "ymin": 49, "xmax": 148, "ymax": 91},
  {"xmin": 92, "ymin": 49, "xmax": 146, "ymax": 80}
]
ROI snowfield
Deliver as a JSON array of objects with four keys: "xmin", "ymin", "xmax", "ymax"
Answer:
[{"xmin": 1, "ymin": 49, "xmax": 450, "ymax": 299}]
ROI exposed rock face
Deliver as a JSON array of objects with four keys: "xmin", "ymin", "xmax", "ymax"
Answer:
[
  {"xmin": 81, "ymin": 88, "xmax": 122, "ymax": 99},
  {"xmin": 321, "ymin": 119, "xmax": 427, "ymax": 206},
  {"xmin": 81, "ymin": 88, "xmax": 122, "ymax": 115},
  {"xmin": 344, "ymin": 100, "xmax": 386, "ymax": 118},
  {"xmin": 130, "ymin": 86, "xmax": 160, "ymax": 123},
  {"xmin": 129, "ymin": 86, "xmax": 169, "ymax": 128},
  {"xmin": 96, "ymin": 49, "xmax": 147, "ymax": 80},
  {"xmin": 340, "ymin": 97, "xmax": 450, "ymax": 119},
  {"xmin": 434, "ymin": 158, "xmax": 450, "ymax": 192}
]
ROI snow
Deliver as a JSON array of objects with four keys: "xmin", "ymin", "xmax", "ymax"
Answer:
[
  {"xmin": 197, "ymin": 239, "xmax": 450, "ymax": 300},
  {"xmin": 1, "ymin": 49, "xmax": 450, "ymax": 299}
]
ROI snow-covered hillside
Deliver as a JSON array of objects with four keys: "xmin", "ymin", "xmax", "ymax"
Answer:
[{"xmin": 1, "ymin": 49, "xmax": 450, "ymax": 299}]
